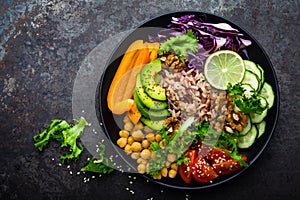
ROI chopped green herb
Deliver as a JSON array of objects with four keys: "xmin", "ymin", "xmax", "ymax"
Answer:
[{"xmin": 227, "ymin": 83, "xmax": 268, "ymax": 115}]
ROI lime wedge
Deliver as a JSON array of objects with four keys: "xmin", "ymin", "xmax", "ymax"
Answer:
[{"xmin": 204, "ymin": 50, "xmax": 245, "ymax": 90}]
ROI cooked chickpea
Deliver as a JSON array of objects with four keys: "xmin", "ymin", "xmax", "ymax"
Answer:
[
  {"xmin": 152, "ymin": 173, "xmax": 162, "ymax": 180},
  {"xmin": 165, "ymin": 161, "xmax": 171, "ymax": 168},
  {"xmin": 140, "ymin": 149, "xmax": 151, "ymax": 160},
  {"xmin": 131, "ymin": 152, "xmax": 140, "ymax": 160},
  {"xmin": 123, "ymin": 115, "xmax": 130, "ymax": 123},
  {"xmin": 127, "ymin": 136, "xmax": 134, "ymax": 145},
  {"xmin": 146, "ymin": 133, "xmax": 155, "ymax": 142},
  {"xmin": 159, "ymin": 141, "xmax": 165, "ymax": 149},
  {"xmin": 130, "ymin": 142, "xmax": 142, "ymax": 152},
  {"xmin": 137, "ymin": 163, "xmax": 146, "ymax": 174},
  {"xmin": 143, "ymin": 126, "xmax": 153, "ymax": 133},
  {"xmin": 133, "ymin": 122, "xmax": 144, "ymax": 131},
  {"xmin": 155, "ymin": 134, "xmax": 162, "ymax": 142},
  {"xmin": 171, "ymin": 163, "xmax": 178, "ymax": 171},
  {"xmin": 168, "ymin": 169, "xmax": 177, "ymax": 178},
  {"xmin": 161, "ymin": 167, "xmax": 168, "ymax": 177},
  {"xmin": 117, "ymin": 137, "xmax": 127, "ymax": 148},
  {"xmin": 119, "ymin": 130, "xmax": 129, "ymax": 138},
  {"xmin": 124, "ymin": 144, "xmax": 132, "ymax": 154},
  {"xmin": 141, "ymin": 139, "xmax": 150, "ymax": 149},
  {"xmin": 167, "ymin": 153, "xmax": 177, "ymax": 163},
  {"xmin": 124, "ymin": 121, "xmax": 133, "ymax": 131},
  {"xmin": 150, "ymin": 152, "xmax": 157, "ymax": 160},
  {"xmin": 132, "ymin": 130, "xmax": 144, "ymax": 141}
]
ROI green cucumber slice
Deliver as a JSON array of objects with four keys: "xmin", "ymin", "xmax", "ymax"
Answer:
[
  {"xmin": 259, "ymin": 82, "xmax": 275, "ymax": 109},
  {"xmin": 241, "ymin": 70, "xmax": 260, "ymax": 92},
  {"xmin": 256, "ymin": 120, "xmax": 266, "ymax": 138},
  {"xmin": 250, "ymin": 109, "xmax": 268, "ymax": 123},
  {"xmin": 239, "ymin": 116, "xmax": 252, "ymax": 136},
  {"xmin": 244, "ymin": 60, "xmax": 262, "ymax": 81},
  {"xmin": 237, "ymin": 125, "xmax": 258, "ymax": 149}
]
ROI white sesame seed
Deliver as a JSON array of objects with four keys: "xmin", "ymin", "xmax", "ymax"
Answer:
[
  {"xmin": 58, "ymin": 163, "xmax": 62, "ymax": 166},
  {"xmin": 70, "ymin": 171, "xmax": 73, "ymax": 175}
]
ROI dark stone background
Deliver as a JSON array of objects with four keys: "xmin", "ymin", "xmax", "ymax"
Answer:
[{"xmin": 0, "ymin": 0, "xmax": 299, "ymax": 199}]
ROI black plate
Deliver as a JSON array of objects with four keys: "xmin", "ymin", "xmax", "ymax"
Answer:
[{"xmin": 97, "ymin": 11, "xmax": 279, "ymax": 189}]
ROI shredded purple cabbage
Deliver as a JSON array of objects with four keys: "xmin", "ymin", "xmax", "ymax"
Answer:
[{"xmin": 149, "ymin": 15, "xmax": 252, "ymax": 69}]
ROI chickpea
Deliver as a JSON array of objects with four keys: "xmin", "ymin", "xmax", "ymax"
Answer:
[
  {"xmin": 131, "ymin": 152, "xmax": 140, "ymax": 160},
  {"xmin": 146, "ymin": 133, "xmax": 155, "ymax": 142},
  {"xmin": 137, "ymin": 157, "xmax": 147, "ymax": 165},
  {"xmin": 117, "ymin": 137, "xmax": 127, "ymax": 148},
  {"xmin": 123, "ymin": 115, "xmax": 130, "ymax": 123},
  {"xmin": 141, "ymin": 139, "xmax": 150, "ymax": 149},
  {"xmin": 137, "ymin": 163, "xmax": 146, "ymax": 174},
  {"xmin": 168, "ymin": 169, "xmax": 177, "ymax": 178},
  {"xmin": 133, "ymin": 122, "xmax": 144, "ymax": 131},
  {"xmin": 167, "ymin": 153, "xmax": 177, "ymax": 163},
  {"xmin": 171, "ymin": 163, "xmax": 178, "ymax": 171},
  {"xmin": 159, "ymin": 141, "xmax": 165, "ymax": 149},
  {"xmin": 119, "ymin": 130, "xmax": 129, "ymax": 138},
  {"xmin": 165, "ymin": 161, "xmax": 171, "ymax": 168},
  {"xmin": 155, "ymin": 134, "xmax": 162, "ymax": 142},
  {"xmin": 132, "ymin": 130, "xmax": 144, "ymax": 141},
  {"xmin": 124, "ymin": 144, "xmax": 132, "ymax": 154},
  {"xmin": 124, "ymin": 121, "xmax": 133, "ymax": 131},
  {"xmin": 150, "ymin": 152, "xmax": 157, "ymax": 160},
  {"xmin": 140, "ymin": 149, "xmax": 151, "ymax": 160},
  {"xmin": 143, "ymin": 126, "xmax": 153, "ymax": 133},
  {"xmin": 130, "ymin": 142, "xmax": 142, "ymax": 152},
  {"xmin": 127, "ymin": 136, "xmax": 134, "ymax": 145},
  {"xmin": 152, "ymin": 173, "xmax": 162, "ymax": 180},
  {"xmin": 161, "ymin": 167, "xmax": 168, "ymax": 177}
]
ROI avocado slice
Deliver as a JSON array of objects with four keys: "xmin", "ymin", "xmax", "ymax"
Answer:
[
  {"xmin": 136, "ymin": 74, "xmax": 167, "ymax": 110},
  {"xmin": 133, "ymin": 90, "xmax": 170, "ymax": 119},
  {"xmin": 141, "ymin": 58, "xmax": 166, "ymax": 101},
  {"xmin": 140, "ymin": 116, "xmax": 165, "ymax": 131}
]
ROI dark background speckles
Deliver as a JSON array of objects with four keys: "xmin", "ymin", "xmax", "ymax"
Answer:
[{"xmin": 0, "ymin": 0, "xmax": 299, "ymax": 199}]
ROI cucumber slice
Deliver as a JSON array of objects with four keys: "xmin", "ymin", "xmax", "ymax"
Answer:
[
  {"xmin": 256, "ymin": 64, "xmax": 265, "ymax": 85},
  {"xmin": 241, "ymin": 70, "xmax": 260, "ymax": 92},
  {"xmin": 239, "ymin": 116, "xmax": 252, "ymax": 136},
  {"xmin": 237, "ymin": 125, "xmax": 258, "ymax": 149},
  {"xmin": 241, "ymin": 84, "xmax": 255, "ymax": 98},
  {"xmin": 256, "ymin": 121, "xmax": 266, "ymax": 138},
  {"xmin": 250, "ymin": 109, "xmax": 268, "ymax": 123},
  {"xmin": 259, "ymin": 82, "xmax": 275, "ymax": 109},
  {"xmin": 244, "ymin": 60, "xmax": 262, "ymax": 81}
]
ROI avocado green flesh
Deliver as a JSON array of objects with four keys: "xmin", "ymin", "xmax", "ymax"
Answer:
[
  {"xmin": 133, "ymin": 90, "xmax": 170, "ymax": 119},
  {"xmin": 145, "ymin": 85, "xmax": 166, "ymax": 101},
  {"xmin": 141, "ymin": 58, "xmax": 162, "ymax": 86},
  {"xmin": 140, "ymin": 58, "xmax": 166, "ymax": 101},
  {"xmin": 140, "ymin": 116, "xmax": 165, "ymax": 131},
  {"xmin": 136, "ymin": 75, "xmax": 167, "ymax": 110}
]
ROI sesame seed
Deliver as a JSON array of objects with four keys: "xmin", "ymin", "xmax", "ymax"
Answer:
[{"xmin": 70, "ymin": 171, "xmax": 73, "ymax": 175}]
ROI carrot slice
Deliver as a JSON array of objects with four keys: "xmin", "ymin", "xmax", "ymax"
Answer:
[
  {"xmin": 129, "ymin": 100, "xmax": 141, "ymax": 124},
  {"xmin": 147, "ymin": 42, "xmax": 160, "ymax": 61},
  {"xmin": 111, "ymin": 99, "xmax": 134, "ymax": 115},
  {"xmin": 107, "ymin": 40, "xmax": 143, "ymax": 110},
  {"xmin": 122, "ymin": 45, "xmax": 150, "ymax": 101}
]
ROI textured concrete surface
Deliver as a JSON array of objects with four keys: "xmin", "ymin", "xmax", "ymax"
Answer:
[{"xmin": 0, "ymin": 0, "xmax": 299, "ymax": 199}]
